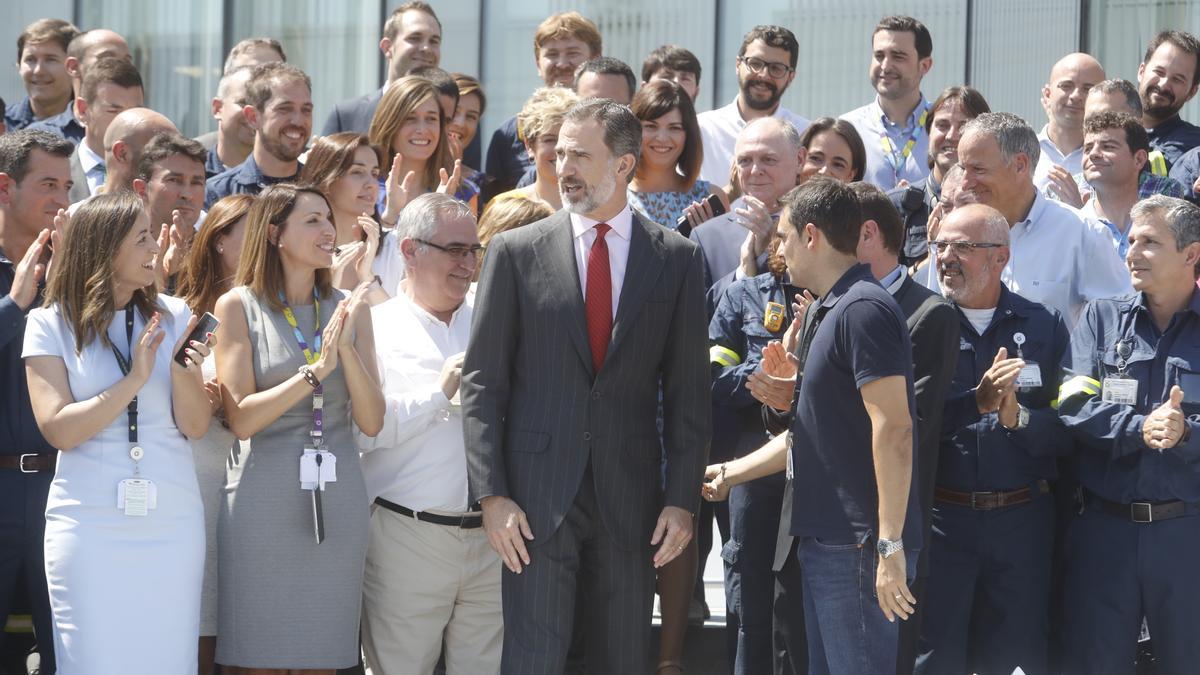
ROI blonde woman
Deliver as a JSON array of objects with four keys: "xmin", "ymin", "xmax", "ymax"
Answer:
[
  {"xmin": 492, "ymin": 86, "xmax": 580, "ymax": 209},
  {"xmin": 24, "ymin": 191, "xmax": 214, "ymax": 673}
]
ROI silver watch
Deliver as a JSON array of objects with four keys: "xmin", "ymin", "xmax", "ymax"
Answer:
[
  {"xmin": 1006, "ymin": 404, "xmax": 1030, "ymax": 430},
  {"xmin": 876, "ymin": 537, "xmax": 904, "ymax": 559}
]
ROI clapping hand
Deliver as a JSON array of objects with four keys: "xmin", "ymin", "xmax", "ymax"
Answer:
[
  {"xmin": 8, "ymin": 228, "xmax": 52, "ymax": 310},
  {"xmin": 1144, "ymin": 385, "xmax": 1188, "ymax": 451},
  {"xmin": 382, "ymin": 154, "xmax": 419, "ymax": 227},
  {"xmin": 975, "ymin": 347, "xmax": 1025, "ymax": 414},
  {"xmin": 436, "ymin": 159, "xmax": 464, "ymax": 197},
  {"xmin": 130, "ymin": 312, "xmax": 165, "ymax": 384}
]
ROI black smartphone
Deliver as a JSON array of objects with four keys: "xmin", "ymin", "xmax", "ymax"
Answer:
[
  {"xmin": 675, "ymin": 192, "xmax": 727, "ymax": 238},
  {"xmin": 174, "ymin": 312, "xmax": 220, "ymax": 366}
]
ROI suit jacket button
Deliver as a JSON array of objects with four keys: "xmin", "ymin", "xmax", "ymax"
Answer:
[
  {"xmin": 583, "ymin": 432, "xmax": 592, "ymax": 441},
  {"xmin": 592, "ymin": 391, "xmax": 601, "ymax": 400}
]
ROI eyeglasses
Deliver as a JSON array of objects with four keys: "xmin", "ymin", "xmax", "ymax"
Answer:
[
  {"xmin": 930, "ymin": 240, "xmax": 1005, "ymax": 256},
  {"xmin": 738, "ymin": 56, "xmax": 793, "ymax": 79},
  {"xmin": 415, "ymin": 238, "xmax": 484, "ymax": 260}
]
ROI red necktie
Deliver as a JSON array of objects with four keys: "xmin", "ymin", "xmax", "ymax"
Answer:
[{"xmin": 585, "ymin": 223, "xmax": 612, "ymax": 373}]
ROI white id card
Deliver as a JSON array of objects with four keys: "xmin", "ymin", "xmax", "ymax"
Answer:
[
  {"xmin": 1102, "ymin": 378, "xmax": 1139, "ymax": 405},
  {"xmin": 1016, "ymin": 362, "xmax": 1043, "ymax": 389},
  {"xmin": 117, "ymin": 478, "xmax": 157, "ymax": 516},
  {"xmin": 785, "ymin": 433, "xmax": 794, "ymax": 480},
  {"xmin": 300, "ymin": 448, "xmax": 338, "ymax": 490}
]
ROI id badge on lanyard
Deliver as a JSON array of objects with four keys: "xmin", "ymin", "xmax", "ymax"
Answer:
[
  {"xmin": 110, "ymin": 304, "xmax": 157, "ymax": 516},
  {"xmin": 1102, "ymin": 339, "xmax": 1139, "ymax": 405},
  {"xmin": 1012, "ymin": 332, "xmax": 1042, "ymax": 391},
  {"xmin": 281, "ymin": 291, "xmax": 337, "ymax": 543}
]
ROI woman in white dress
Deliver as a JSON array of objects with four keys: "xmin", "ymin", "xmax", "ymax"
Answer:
[
  {"xmin": 175, "ymin": 193, "xmax": 254, "ymax": 675},
  {"xmin": 23, "ymin": 191, "xmax": 215, "ymax": 674}
]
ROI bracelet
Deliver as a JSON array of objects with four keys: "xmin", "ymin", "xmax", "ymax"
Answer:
[
  {"xmin": 299, "ymin": 365, "xmax": 321, "ymax": 389},
  {"xmin": 719, "ymin": 462, "xmax": 727, "ymax": 484}
]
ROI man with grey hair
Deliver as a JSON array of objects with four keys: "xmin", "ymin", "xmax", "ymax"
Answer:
[
  {"xmin": 1059, "ymin": 194, "xmax": 1200, "ymax": 673},
  {"xmin": 690, "ymin": 116, "xmax": 806, "ymax": 298},
  {"xmin": 917, "ymin": 203, "xmax": 1071, "ymax": 675},
  {"xmin": 464, "ymin": 97, "xmax": 710, "ymax": 673},
  {"xmin": 355, "ymin": 192, "xmax": 500, "ymax": 674},
  {"xmin": 196, "ymin": 66, "xmax": 255, "ymax": 178},
  {"xmin": 957, "ymin": 111, "xmax": 1129, "ymax": 325}
]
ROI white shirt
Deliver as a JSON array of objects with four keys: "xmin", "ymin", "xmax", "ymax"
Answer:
[
  {"xmin": 918, "ymin": 192, "xmax": 1131, "ymax": 325},
  {"xmin": 355, "ymin": 288, "xmax": 474, "ymax": 512},
  {"xmin": 841, "ymin": 96, "xmax": 931, "ymax": 191},
  {"xmin": 571, "ymin": 205, "xmax": 633, "ymax": 319},
  {"xmin": 78, "ymin": 141, "xmax": 105, "ymax": 197},
  {"xmin": 959, "ymin": 306, "xmax": 996, "ymax": 335},
  {"xmin": 373, "ymin": 230, "xmax": 408, "ymax": 299},
  {"xmin": 1033, "ymin": 125, "xmax": 1084, "ymax": 191},
  {"xmin": 697, "ymin": 98, "xmax": 810, "ymax": 186}
]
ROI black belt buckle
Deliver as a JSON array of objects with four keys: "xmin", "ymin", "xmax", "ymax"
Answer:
[{"xmin": 1131, "ymin": 501, "xmax": 1154, "ymax": 523}]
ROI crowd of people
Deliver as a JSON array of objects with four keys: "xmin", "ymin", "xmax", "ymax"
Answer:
[{"xmin": 3, "ymin": 4, "xmax": 1200, "ymax": 675}]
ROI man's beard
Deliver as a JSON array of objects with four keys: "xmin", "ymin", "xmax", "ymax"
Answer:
[
  {"xmin": 561, "ymin": 165, "xmax": 618, "ymax": 215},
  {"xmin": 740, "ymin": 77, "xmax": 783, "ymax": 111},
  {"xmin": 1143, "ymin": 85, "xmax": 1183, "ymax": 119}
]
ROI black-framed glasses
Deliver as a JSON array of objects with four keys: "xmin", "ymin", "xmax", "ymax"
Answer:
[
  {"xmin": 738, "ymin": 56, "xmax": 793, "ymax": 79},
  {"xmin": 930, "ymin": 240, "xmax": 1005, "ymax": 256},
  {"xmin": 414, "ymin": 238, "xmax": 484, "ymax": 260}
]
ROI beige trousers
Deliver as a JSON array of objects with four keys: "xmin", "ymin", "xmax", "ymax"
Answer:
[{"xmin": 361, "ymin": 506, "xmax": 502, "ymax": 675}]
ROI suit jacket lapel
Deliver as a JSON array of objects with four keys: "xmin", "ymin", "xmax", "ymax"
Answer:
[
  {"xmin": 610, "ymin": 214, "xmax": 666, "ymax": 356},
  {"xmin": 535, "ymin": 211, "xmax": 594, "ymax": 375}
]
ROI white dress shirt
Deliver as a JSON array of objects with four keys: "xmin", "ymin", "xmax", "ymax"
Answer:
[
  {"xmin": 78, "ymin": 141, "xmax": 106, "ymax": 197},
  {"xmin": 918, "ymin": 192, "xmax": 1131, "ymax": 326},
  {"xmin": 570, "ymin": 205, "xmax": 633, "ymax": 319},
  {"xmin": 355, "ymin": 287, "xmax": 473, "ymax": 512},
  {"xmin": 373, "ymin": 230, "xmax": 408, "ymax": 298},
  {"xmin": 841, "ymin": 95, "xmax": 931, "ymax": 191},
  {"xmin": 697, "ymin": 98, "xmax": 810, "ymax": 186},
  {"xmin": 1033, "ymin": 125, "xmax": 1084, "ymax": 191}
]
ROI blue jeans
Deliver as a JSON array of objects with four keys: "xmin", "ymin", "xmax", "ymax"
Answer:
[{"xmin": 798, "ymin": 533, "xmax": 916, "ymax": 675}]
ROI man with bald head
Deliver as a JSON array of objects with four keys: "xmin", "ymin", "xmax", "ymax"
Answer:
[
  {"xmin": 1035, "ymin": 53, "xmax": 1105, "ymax": 197},
  {"xmin": 196, "ymin": 66, "xmax": 255, "ymax": 177},
  {"xmin": 26, "ymin": 28, "xmax": 133, "ymax": 147},
  {"xmin": 64, "ymin": 107, "xmax": 176, "ymax": 214},
  {"xmin": 914, "ymin": 203, "xmax": 1071, "ymax": 675}
]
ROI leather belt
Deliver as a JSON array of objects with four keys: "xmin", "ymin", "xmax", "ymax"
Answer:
[
  {"xmin": 1085, "ymin": 489, "xmax": 1194, "ymax": 524},
  {"xmin": 0, "ymin": 453, "xmax": 57, "ymax": 473},
  {"xmin": 374, "ymin": 497, "xmax": 482, "ymax": 529},
  {"xmin": 935, "ymin": 479, "xmax": 1049, "ymax": 510}
]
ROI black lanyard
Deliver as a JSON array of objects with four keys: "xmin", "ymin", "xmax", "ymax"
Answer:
[{"xmin": 109, "ymin": 304, "xmax": 138, "ymax": 444}]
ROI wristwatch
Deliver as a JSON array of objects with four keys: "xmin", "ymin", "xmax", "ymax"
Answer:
[
  {"xmin": 1003, "ymin": 404, "xmax": 1030, "ymax": 431},
  {"xmin": 876, "ymin": 537, "xmax": 904, "ymax": 559}
]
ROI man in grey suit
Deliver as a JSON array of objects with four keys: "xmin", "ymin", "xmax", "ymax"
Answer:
[
  {"xmin": 463, "ymin": 98, "xmax": 711, "ymax": 674},
  {"xmin": 690, "ymin": 117, "xmax": 805, "ymax": 297},
  {"xmin": 321, "ymin": 2, "xmax": 442, "ymax": 136}
]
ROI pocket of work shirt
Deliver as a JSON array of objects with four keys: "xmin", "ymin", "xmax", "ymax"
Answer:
[{"xmin": 1170, "ymin": 357, "xmax": 1200, "ymax": 415}]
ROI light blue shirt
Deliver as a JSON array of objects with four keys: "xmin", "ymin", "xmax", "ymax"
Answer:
[{"xmin": 841, "ymin": 95, "xmax": 931, "ymax": 191}]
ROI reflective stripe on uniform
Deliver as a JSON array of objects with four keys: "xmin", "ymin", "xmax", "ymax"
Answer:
[
  {"xmin": 710, "ymin": 345, "xmax": 741, "ymax": 367},
  {"xmin": 1054, "ymin": 375, "xmax": 1102, "ymax": 409},
  {"xmin": 1149, "ymin": 150, "xmax": 1168, "ymax": 177}
]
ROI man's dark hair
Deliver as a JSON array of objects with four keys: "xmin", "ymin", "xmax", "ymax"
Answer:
[
  {"xmin": 383, "ymin": 1, "xmax": 442, "ymax": 41},
  {"xmin": 80, "ymin": 57, "xmax": 143, "ymax": 103},
  {"xmin": 0, "ymin": 129, "xmax": 73, "ymax": 184},
  {"xmin": 1090, "ymin": 78, "xmax": 1143, "ymax": 117},
  {"xmin": 781, "ymin": 176, "xmax": 863, "ymax": 255},
  {"xmin": 134, "ymin": 132, "xmax": 207, "ymax": 182},
  {"xmin": 563, "ymin": 98, "xmax": 642, "ymax": 183},
  {"xmin": 574, "ymin": 57, "xmax": 637, "ymax": 102},
  {"xmin": 874, "ymin": 16, "xmax": 933, "ymax": 60},
  {"xmin": 1084, "ymin": 110, "xmax": 1151, "ymax": 157},
  {"xmin": 641, "ymin": 44, "xmax": 702, "ymax": 85},
  {"xmin": 16, "ymin": 18, "xmax": 80, "ymax": 63},
  {"xmin": 739, "ymin": 26, "xmax": 799, "ymax": 69},
  {"xmin": 244, "ymin": 62, "xmax": 311, "ymax": 111},
  {"xmin": 1143, "ymin": 30, "xmax": 1200, "ymax": 88},
  {"xmin": 850, "ymin": 182, "xmax": 904, "ymax": 256},
  {"xmin": 223, "ymin": 37, "xmax": 286, "ymax": 76},
  {"xmin": 410, "ymin": 66, "xmax": 460, "ymax": 108},
  {"xmin": 925, "ymin": 86, "xmax": 990, "ymax": 133}
]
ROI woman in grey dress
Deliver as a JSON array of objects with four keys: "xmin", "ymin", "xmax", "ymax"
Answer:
[
  {"xmin": 213, "ymin": 184, "xmax": 384, "ymax": 673},
  {"xmin": 175, "ymin": 194, "xmax": 254, "ymax": 675}
]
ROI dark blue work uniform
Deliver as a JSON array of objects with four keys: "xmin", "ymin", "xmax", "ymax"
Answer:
[
  {"xmin": 1059, "ymin": 290, "xmax": 1200, "ymax": 674},
  {"xmin": 709, "ymin": 271, "xmax": 798, "ymax": 675},
  {"xmin": 0, "ymin": 248, "xmax": 57, "ymax": 673},
  {"xmin": 916, "ymin": 287, "xmax": 1071, "ymax": 675},
  {"xmin": 204, "ymin": 153, "xmax": 302, "ymax": 208}
]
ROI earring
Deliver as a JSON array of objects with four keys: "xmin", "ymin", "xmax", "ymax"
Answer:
[{"xmin": 217, "ymin": 246, "xmax": 224, "ymax": 254}]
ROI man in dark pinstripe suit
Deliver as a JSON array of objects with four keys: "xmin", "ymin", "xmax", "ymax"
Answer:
[{"xmin": 462, "ymin": 98, "xmax": 711, "ymax": 674}]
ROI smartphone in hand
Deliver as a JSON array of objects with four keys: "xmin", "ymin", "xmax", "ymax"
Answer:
[
  {"xmin": 676, "ymin": 192, "xmax": 727, "ymax": 238},
  {"xmin": 174, "ymin": 312, "xmax": 220, "ymax": 366}
]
